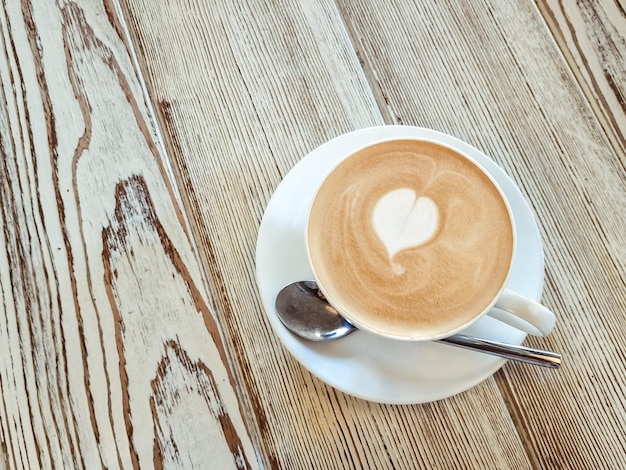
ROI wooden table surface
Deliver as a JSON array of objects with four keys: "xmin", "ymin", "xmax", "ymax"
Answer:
[{"xmin": 1, "ymin": 0, "xmax": 624, "ymax": 468}]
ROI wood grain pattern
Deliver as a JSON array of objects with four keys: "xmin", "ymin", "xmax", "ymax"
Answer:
[
  {"xmin": 0, "ymin": 1, "xmax": 257, "ymax": 468},
  {"xmin": 536, "ymin": 0, "xmax": 626, "ymax": 160},
  {"xmin": 3, "ymin": 0, "xmax": 626, "ymax": 468}
]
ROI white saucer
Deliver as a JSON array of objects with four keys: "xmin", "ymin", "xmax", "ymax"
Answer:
[{"xmin": 255, "ymin": 126, "xmax": 545, "ymax": 404}]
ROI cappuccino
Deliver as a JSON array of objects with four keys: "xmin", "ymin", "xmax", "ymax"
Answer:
[{"xmin": 307, "ymin": 139, "xmax": 515, "ymax": 339}]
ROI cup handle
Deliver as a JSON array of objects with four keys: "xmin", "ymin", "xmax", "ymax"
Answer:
[{"xmin": 488, "ymin": 288, "xmax": 556, "ymax": 337}]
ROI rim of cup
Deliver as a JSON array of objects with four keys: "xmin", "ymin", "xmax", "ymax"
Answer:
[{"xmin": 305, "ymin": 135, "xmax": 518, "ymax": 341}]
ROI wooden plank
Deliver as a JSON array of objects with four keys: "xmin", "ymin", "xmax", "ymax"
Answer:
[
  {"xmin": 117, "ymin": 0, "xmax": 547, "ymax": 468},
  {"xmin": 337, "ymin": 0, "xmax": 626, "ymax": 468},
  {"xmin": 0, "ymin": 1, "xmax": 257, "ymax": 468},
  {"xmin": 536, "ymin": 0, "xmax": 626, "ymax": 160}
]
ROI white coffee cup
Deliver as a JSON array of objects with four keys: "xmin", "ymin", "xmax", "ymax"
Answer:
[{"xmin": 305, "ymin": 134, "xmax": 555, "ymax": 341}]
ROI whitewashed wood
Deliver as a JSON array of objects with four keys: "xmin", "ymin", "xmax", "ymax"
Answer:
[
  {"xmin": 0, "ymin": 1, "xmax": 257, "ymax": 468},
  {"xmin": 537, "ymin": 0, "xmax": 626, "ymax": 159},
  {"xmin": 4, "ymin": 0, "xmax": 625, "ymax": 468}
]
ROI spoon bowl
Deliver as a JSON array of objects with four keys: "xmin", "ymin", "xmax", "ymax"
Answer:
[
  {"xmin": 275, "ymin": 281, "xmax": 561, "ymax": 368},
  {"xmin": 275, "ymin": 281, "xmax": 356, "ymax": 341}
]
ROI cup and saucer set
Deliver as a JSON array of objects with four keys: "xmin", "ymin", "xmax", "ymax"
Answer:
[{"xmin": 255, "ymin": 126, "xmax": 551, "ymax": 405}]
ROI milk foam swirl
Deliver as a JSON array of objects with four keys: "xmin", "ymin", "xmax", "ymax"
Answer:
[{"xmin": 308, "ymin": 140, "xmax": 514, "ymax": 339}]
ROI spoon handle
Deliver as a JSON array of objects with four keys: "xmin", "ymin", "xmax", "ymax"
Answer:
[{"xmin": 438, "ymin": 334, "xmax": 562, "ymax": 368}]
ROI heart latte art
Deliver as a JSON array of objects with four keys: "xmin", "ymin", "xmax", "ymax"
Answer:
[
  {"xmin": 307, "ymin": 140, "xmax": 515, "ymax": 339},
  {"xmin": 372, "ymin": 189, "xmax": 439, "ymax": 274}
]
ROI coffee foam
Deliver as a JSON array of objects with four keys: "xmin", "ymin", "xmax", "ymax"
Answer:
[{"xmin": 307, "ymin": 139, "xmax": 515, "ymax": 339}]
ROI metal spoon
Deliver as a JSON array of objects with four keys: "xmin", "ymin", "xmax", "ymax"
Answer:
[{"xmin": 275, "ymin": 281, "xmax": 561, "ymax": 368}]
